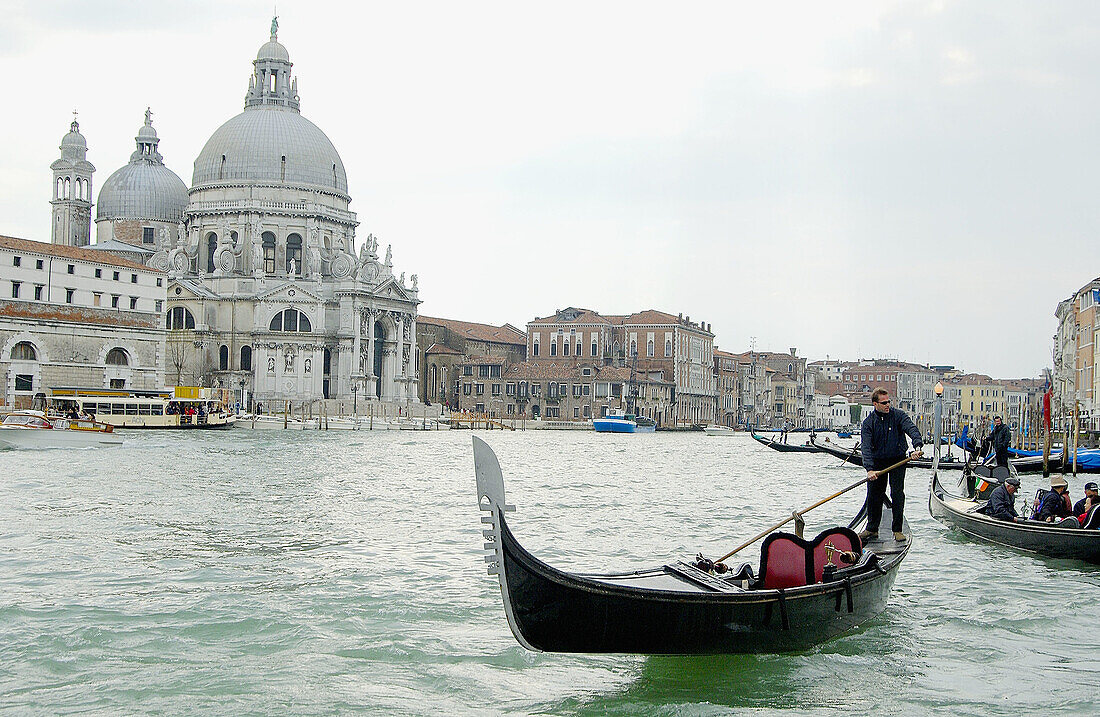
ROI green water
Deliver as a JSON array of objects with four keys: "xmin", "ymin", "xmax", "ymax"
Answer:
[{"xmin": 1, "ymin": 431, "xmax": 1097, "ymax": 715}]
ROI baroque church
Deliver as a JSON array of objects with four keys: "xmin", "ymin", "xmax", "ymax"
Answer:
[{"xmin": 53, "ymin": 20, "xmax": 421, "ymax": 407}]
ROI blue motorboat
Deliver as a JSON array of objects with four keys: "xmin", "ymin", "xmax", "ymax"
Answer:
[{"xmin": 593, "ymin": 410, "xmax": 648, "ymax": 433}]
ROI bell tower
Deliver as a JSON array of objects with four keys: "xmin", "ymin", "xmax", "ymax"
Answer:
[{"xmin": 50, "ymin": 113, "xmax": 95, "ymax": 246}]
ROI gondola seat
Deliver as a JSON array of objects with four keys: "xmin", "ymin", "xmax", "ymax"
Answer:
[
  {"xmin": 811, "ymin": 528, "xmax": 862, "ymax": 582},
  {"xmin": 758, "ymin": 528, "xmax": 864, "ymax": 589}
]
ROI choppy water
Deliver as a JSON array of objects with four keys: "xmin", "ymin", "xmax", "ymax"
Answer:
[{"xmin": 1, "ymin": 429, "xmax": 1097, "ymax": 715}]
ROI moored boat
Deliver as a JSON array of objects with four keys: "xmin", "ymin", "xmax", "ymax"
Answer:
[
  {"xmin": 929, "ymin": 470, "xmax": 1100, "ymax": 564},
  {"xmin": 473, "ymin": 436, "xmax": 910, "ymax": 654},
  {"xmin": 592, "ymin": 409, "xmax": 638, "ymax": 433},
  {"xmin": 752, "ymin": 433, "xmax": 822, "ymax": 453},
  {"xmin": 49, "ymin": 386, "xmax": 235, "ymax": 429},
  {"xmin": 812, "ymin": 437, "xmax": 970, "ymax": 470},
  {"xmin": 0, "ymin": 410, "xmax": 123, "ymax": 449}
]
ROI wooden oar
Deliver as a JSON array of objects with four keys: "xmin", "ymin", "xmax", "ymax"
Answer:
[{"xmin": 714, "ymin": 455, "xmax": 916, "ymax": 563}]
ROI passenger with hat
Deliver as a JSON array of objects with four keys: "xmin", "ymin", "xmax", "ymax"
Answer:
[
  {"xmin": 1074, "ymin": 481, "xmax": 1099, "ymax": 523},
  {"xmin": 982, "ymin": 476, "xmax": 1021, "ymax": 521},
  {"xmin": 1035, "ymin": 475, "xmax": 1073, "ymax": 522}
]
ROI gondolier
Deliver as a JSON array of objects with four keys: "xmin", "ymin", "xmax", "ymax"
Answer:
[
  {"xmin": 983, "ymin": 416, "xmax": 1011, "ymax": 468},
  {"xmin": 860, "ymin": 388, "xmax": 923, "ymax": 541}
]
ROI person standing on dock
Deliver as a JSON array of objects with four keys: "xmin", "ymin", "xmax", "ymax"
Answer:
[{"xmin": 860, "ymin": 388, "xmax": 924, "ymax": 542}]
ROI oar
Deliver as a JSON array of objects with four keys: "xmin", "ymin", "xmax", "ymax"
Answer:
[
  {"xmin": 714, "ymin": 455, "xmax": 915, "ymax": 564},
  {"xmin": 837, "ymin": 441, "xmax": 860, "ymax": 467}
]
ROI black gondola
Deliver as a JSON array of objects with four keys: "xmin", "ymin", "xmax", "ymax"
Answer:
[
  {"xmin": 474, "ymin": 437, "xmax": 911, "ymax": 654},
  {"xmin": 812, "ymin": 437, "xmax": 969, "ymax": 470},
  {"xmin": 752, "ymin": 433, "xmax": 823, "ymax": 453},
  {"xmin": 928, "ymin": 470, "xmax": 1100, "ymax": 564}
]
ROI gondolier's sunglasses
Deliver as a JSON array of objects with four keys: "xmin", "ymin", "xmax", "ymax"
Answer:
[{"xmin": 875, "ymin": 399, "xmax": 890, "ymax": 405}]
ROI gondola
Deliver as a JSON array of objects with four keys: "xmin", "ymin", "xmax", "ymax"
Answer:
[
  {"xmin": 751, "ymin": 433, "xmax": 823, "ymax": 453},
  {"xmin": 928, "ymin": 470, "xmax": 1100, "ymax": 564},
  {"xmin": 473, "ymin": 437, "xmax": 911, "ymax": 654},
  {"xmin": 811, "ymin": 437, "xmax": 969, "ymax": 470}
]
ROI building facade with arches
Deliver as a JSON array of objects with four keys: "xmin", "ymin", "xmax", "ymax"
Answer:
[
  {"xmin": 142, "ymin": 23, "xmax": 421, "ymax": 408},
  {"xmin": 0, "ymin": 236, "xmax": 166, "ymax": 408}
]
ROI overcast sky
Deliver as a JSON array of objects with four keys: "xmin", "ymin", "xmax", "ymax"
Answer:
[{"xmin": 1, "ymin": 1, "xmax": 1094, "ymax": 378}]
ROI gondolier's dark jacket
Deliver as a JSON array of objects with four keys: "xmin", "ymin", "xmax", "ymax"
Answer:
[{"xmin": 860, "ymin": 407, "xmax": 923, "ymax": 470}]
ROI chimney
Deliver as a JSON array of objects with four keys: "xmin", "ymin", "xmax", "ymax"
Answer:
[{"xmin": 789, "ymin": 347, "xmax": 797, "ymax": 357}]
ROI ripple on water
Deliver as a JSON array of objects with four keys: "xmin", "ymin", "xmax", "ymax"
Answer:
[{"xmin": 0, "ymin": 430, "xmax": 1098, "ymax": 715}]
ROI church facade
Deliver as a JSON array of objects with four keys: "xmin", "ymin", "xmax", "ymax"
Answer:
[{"xmin": 86, "ymin": 20, "xmax": 421, "ymax": 408}]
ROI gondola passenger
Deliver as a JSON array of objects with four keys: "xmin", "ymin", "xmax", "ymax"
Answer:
[
  {"xmin": 981, "ymin": 476, "xmax": 1020, "ymax": 521},
  {"xmin": 1036, "ymin": 476, "xmax": 1073, "ymax": 522},
  {"xmin": 1074, "ymin": 482, "xmax": 1099, "ymax": 525}
]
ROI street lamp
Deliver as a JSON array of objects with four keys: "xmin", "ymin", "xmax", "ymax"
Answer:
[
  {"xmin": 351, "ymin": 380, "xmax": 359, "ymax": 416},
  {"xmin": 238, "ymin": 378, "xmax": 247, "ymax": 415}
]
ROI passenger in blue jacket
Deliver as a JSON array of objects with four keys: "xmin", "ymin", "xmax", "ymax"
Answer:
[
  {"xmin": 981, "ymin": 476, "xmax": 1020, "ymax": 521},
  {"xmin": 1036, "ymin": 475, "xmax": 1072, "ymax": 522},
  {"xmin": 860, "ymin": 388, "xmax": 924, "ymax": 541}
]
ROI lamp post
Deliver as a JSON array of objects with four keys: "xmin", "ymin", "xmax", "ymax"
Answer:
[
  {"xmin": 351, "ymin": 380, "xmax": 359, "ymax": 417},
  {"xmin": 932, "ymin": 382, "xmax": 944, "ymax": 472},
  {"xmin": 238, "ymin": 378, "xmax": 246, "ymax": 415}
]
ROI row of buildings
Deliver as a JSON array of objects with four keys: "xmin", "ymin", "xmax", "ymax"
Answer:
[{"xmin": 0, "ymin": 19, "xmax": 1051, "ymax": 431}]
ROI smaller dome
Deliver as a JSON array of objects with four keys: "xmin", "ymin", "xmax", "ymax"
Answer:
[
  {"xmin": 61, "ymin": 123, "xmax": 87, "ymax": 149},
  {"xmin": 97, "ymin": 163, "xmax": 189, "ymax": 223},
  {"xmin": 257, "ymin": 40, "xmax": 290, "ymax": 62}
]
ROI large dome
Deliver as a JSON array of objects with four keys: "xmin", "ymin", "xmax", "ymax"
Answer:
[{"xmin": 191, "ymin": 105, "xmax": 349, "ymax": 194}]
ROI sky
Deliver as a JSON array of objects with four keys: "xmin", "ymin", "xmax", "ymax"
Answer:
[{"xmin": 1, "ymin": 0, "xmax": 1095, "ymax": 379}]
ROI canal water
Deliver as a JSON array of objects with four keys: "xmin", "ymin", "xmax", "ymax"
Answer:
[{"xmin": 1, "ymin": 430, "xmax": 1097, "ymax": 715}]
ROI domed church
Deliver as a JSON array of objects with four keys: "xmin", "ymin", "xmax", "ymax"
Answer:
[{"xmin": 76, "ymin": 18, "xmax": 421, "ymax": 408}]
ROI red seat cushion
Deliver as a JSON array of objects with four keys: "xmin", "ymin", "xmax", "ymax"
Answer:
[
  {"xmin": 759, "ymin": 527, "xmax": 863, "ymax": 589},
  {"xmin": 760, "ymin": 535, "xmax": 811, "ymax": 589}
]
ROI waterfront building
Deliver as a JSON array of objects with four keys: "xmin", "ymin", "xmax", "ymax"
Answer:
[
  {"xmin": 714, "ymin": 349, "xmax": 740, "ymax": 428},
  {"xmin": 450, "ymin": 359, "xmax": 672, "ymax": 424},
  {"xmin": 415, "ymin": 316, "xmax": 526, "ymax": 409},
  {"xmin": 841, "ymin": 359, "xmax": 940, "ymax": 425},
  {"xmin": 71, "ymin": 21, "xmax": 423, "ymax": 410},
  {"xmin": 729, "ymin": 351, "xmax": 773, "ymax": 429},
  {"xmin": 944, "ymin": 373, "xmax": 1006, "ymax": 430},
  {"xmin": 1053, "ymin": 279, "xmax": 1100, "ymax": 432},
  {"xmin": 0, "ymin": 236, "xmax": 166, "ymax": 407},
  {"xmin": 739, "ymin": 349, "xmax": 812, "ymax": 428},
  {"xmin": 527, "ymin": 307, "xmax": 717, "ymax": 426}
]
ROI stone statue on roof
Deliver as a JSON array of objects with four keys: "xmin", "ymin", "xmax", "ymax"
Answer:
[{"xmin": 271, "ymin": 15, "xmax": 279, "ymax": 39}]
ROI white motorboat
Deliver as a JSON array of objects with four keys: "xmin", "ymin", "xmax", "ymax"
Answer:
[
  {"xmin": 0, "ymin": 411, "xmax": 123, "ymax": 449},
  {"xmin": 703, "ymin": 424, "xmax": 737, "ymax": 436}
]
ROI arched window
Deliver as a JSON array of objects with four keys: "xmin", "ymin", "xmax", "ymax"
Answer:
[
  {"xmin": 262, "ymin": 232, "xmax": 276, "ymax": 274},
  {"xmin": 323, "ymin": 348, "xmax": 331, "ymax": 375},
  {"xmin": 630, "ymin": 340, "xmax": 637, "ymax": 357},
  {"xmin": 206, "ymin": 233, "xmax": 218, "ymax": 273},
  {"xmin": 240, "ymin": 345, "xmax": 252, "ymax": 371},
  {"xmin": 665, "ymin": 339, "xmax": 672, "ymax": 357},
  {"xmin": 10, "ymin": 341, "xmax": 37, "ymax": 361},
  {"xmin": 219, "ymin": 344, "xmax": 229, "ymax": 371},
  {"xmin": 788, "ymin": 362, "xmax": 794, "ymax": 374},
  {"xmin": 647, "ymin": 339, "xmax": 654, "ymax": 357},
  {"xmin": 166, "ymin": 306, "xmax": 196, "ymax": 330},
  {"xmin": 56, "ymin": 178, "xmax": 63, "ymax": 199},
  {"xmin": 269, "ymin": 308, "xmax": 312, "ymax": 332},
  {"xmin": 106, "ymin": 348, "xmax": 129, "ymax": 366},
  {"xmin": 286, "ymin": 233, "xmax": 302, "ymax": 274}
]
